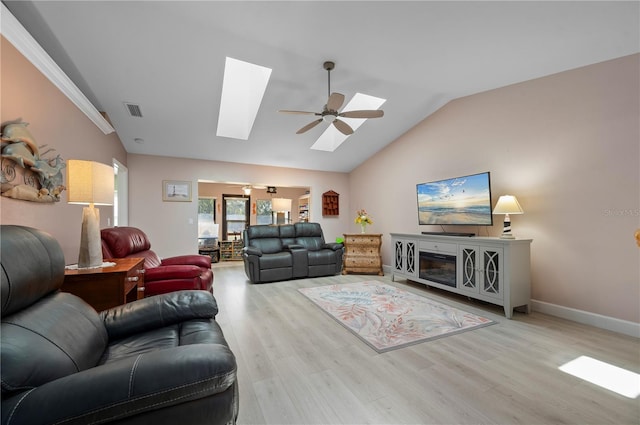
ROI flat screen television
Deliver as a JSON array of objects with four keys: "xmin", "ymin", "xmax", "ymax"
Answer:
[{"xmin": 416, "ymin": 172, "xmax": 493, "ymax": 226}]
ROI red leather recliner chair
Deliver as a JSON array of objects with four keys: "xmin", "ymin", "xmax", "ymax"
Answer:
[{"xmin": 101, "ymin": 227, "xmax": 213, "ymax": 297}]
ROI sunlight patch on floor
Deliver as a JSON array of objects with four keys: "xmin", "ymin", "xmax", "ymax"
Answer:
[{"xmin": 559, "ymin": 355, "xmax": 640, "ymax": 399}]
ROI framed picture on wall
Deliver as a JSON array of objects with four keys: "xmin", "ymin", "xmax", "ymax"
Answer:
[{"xmin": 163, "ymin": 180, "xmax": 192, "ymax": 202}]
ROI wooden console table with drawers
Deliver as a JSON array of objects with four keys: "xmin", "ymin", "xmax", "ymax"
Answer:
[
  {"xmin": 342, "ymin": 233, "xmax": 384, "ymax": 275},
  {"xmin": 62, "ymin": 257, "xmax": 145, "ymax": 311}
]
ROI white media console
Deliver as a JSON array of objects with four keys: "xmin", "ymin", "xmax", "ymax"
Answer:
[{"xmin": 390, "ymin": 233, "xmax": 532, "ymax": 318}]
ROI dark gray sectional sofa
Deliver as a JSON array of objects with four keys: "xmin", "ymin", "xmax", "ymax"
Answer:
[{"xmin": 242, "ymin": 222, "xmax": 344, "ymax": 283}]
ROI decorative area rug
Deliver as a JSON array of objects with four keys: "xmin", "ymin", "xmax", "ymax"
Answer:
[{"xmin": 298, "ymin": 281, "xmax": 495, "ymax": 353}]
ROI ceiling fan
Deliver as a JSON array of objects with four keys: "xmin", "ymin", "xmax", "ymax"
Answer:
[
  {"xmin": 225, "ymin": 184, "xmax": 267, "ymax": 195},
  {"xmin": 279, "ymin": 61, "xmax": 384, "ymax": 135}
]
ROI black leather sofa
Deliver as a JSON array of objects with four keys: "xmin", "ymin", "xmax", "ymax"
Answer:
[
  {"xmin": 1, "ymin": 225, "xmax": 238, "ymax": 425},
  {"xmin": 242, "ymin": 222, "xmax": 344, "ymax": 283}
]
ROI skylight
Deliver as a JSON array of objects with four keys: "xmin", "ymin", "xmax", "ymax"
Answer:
[
  {"xmin": 311, "ymin": 93, "xmax": 386, "ymax": 152},
  {"xmin": 216, "ymin": 57, "xmax": 271, "ymax": 140},
  {"xmin": 559, "ymin": 356, "xmax": 640, "ymax": 399}
]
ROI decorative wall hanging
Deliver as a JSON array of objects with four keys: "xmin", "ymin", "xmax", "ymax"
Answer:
[
  {"xmin": 163, "ymin": 180, "xmax": 192, "ymax": 202},
  {"xmin": 322, "ymin": 190, "xmax": 339, "ymax": 216},
  {"xmin": 1, "ymin": 120, "xmax": 66, "ymax": 203}
]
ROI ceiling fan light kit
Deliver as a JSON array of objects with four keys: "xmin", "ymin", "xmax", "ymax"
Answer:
[{"xmin": 279, "ymin": 61, "xmax": 384, "ymax": 136}]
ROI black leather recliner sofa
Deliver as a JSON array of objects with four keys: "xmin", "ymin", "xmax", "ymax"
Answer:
[
  {"xmin": 0, "ymin": 225, "xmax": 238, "ymax": 425},
  {"xmin": 243, "ymin": 222, "xmax": 344, "ymax": 283}
]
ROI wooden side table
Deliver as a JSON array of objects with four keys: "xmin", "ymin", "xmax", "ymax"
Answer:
[
  {"xmin": 62, "ymin": 257, "xmax": 145, "ymax": 311},
  {"xmin": 342, "ymin": 233, "xmax": 384, "ymax": 275}
]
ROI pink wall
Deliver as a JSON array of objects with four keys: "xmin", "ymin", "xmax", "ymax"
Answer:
[
  {"xmin": 350, "ymin": 54, "xmax": 640, "ymax": 323},
  {"xmin": 126, "ymin": 154, "xmax": 350, "ymax": 259},
  {"xmin": 0, "ymin": 37, "xmax": 128, "ymax": 264}
]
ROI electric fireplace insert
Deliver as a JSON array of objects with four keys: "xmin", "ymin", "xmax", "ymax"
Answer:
[{"xmin": 419, "ymin": 251, "xmax": 456, "ymax": 287}]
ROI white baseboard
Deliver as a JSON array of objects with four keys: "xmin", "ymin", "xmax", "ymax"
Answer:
[
  {"xmin": 531, "ymin": 299, "xmax": 640, "ymax": 338},
  {"xmin": 383, "ymin": 265, "xmax": 639, "ymax": 338}
]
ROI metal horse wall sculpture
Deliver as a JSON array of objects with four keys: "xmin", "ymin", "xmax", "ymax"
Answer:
[{"xmin": 1, "ymin": 121, "xmax": 66, "ymax": 203}]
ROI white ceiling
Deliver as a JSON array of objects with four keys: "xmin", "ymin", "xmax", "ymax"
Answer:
[{"xmin": 4, "ymin": 1, "xmax": 639, "ymax": 173}]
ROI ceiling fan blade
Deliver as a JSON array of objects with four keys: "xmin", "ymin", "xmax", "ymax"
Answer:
[
  {"xmin": 326, "ymin": 92, "xmax": 345, "ymax": 111},
  {"xmin": 333, "ymin": 119, "xmax": 354, "ymax": 135},
  {"xmin": 278, "ymin": 110, "xmax": 319, "ymax": 115},
  {"xmin": 296, "ymin": 119, "xmax": 323, "ymax": 134},
  {"xmin": 339, "ymin": 109, "xmax": 384, "ymax": 119}
]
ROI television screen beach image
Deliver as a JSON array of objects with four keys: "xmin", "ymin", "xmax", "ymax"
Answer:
[{"xmin": 417, "ymin": 172, "xmax": 493, "ymax": 226}]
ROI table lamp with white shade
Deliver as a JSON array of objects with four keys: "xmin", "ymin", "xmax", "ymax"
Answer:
[
  {"xmin": 492, "ymin": 195, "xmax": 524, "ymax": 239},
  {"xmin": 67, "ymin": 160, "xmax": 114, "ymax": 268}
]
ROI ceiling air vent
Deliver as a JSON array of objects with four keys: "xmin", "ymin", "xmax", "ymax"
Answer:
[{"xmin": 124, "ymin": 102, "xmax": 143, "ymax": 118}]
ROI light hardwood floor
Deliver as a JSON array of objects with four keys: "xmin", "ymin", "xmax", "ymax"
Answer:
[{"xmin": 212, "ymin": 262, "xmax": 639, "ymax": 425}]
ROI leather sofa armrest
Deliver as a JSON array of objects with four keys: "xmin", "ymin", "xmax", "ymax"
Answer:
[
  {"xmin": 100, "ymin": 290, "xmax": 218, "ymax": 340},
  {"xmin": 1, "ymin": 344, "xmax": 236, "ymax": 425},
  {"xmin": 284, "ymin": 244, "xmax": 304, "ymax": 250},
  {"xmin": 145, "ymin": 264, "xmax": 203, "ymax": 281},
  {"xmin": 323, "ymin": 242, "xmax": 344, "ymax": 251},
  {"xmin": 161, "ymin": 254, "xmax": 211, "ymax": 269},
  {"xmin": 243, "ymin": 246, "xmax": 262, "ymax": 257}
]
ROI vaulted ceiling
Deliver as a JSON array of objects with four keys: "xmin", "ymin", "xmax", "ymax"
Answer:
[{"xmin": 4, "ymin": 1, "xmax": 639, "ymax": 172}]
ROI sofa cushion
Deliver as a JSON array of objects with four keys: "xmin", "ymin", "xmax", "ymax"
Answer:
[
  {"xmin": 101, "ymin": 226, "xmax": 151, "ymax": 257},
  {"xmin": 253, "ymin": 238, "xmax": 284, "ymax": 254},
  {"xmin": 1, "ymin": 225, "xmax": 65, "ymax": 317},
  {"xmin": 295, "ymin": 236, "xmax": 324, "ymax": 251},
  {"xmin": 2, "ymin": 344, "xmax": 237, "ymax": 425},
  {"xmin": 1, "ymin": 226, "xmax": 109, "ymax": 396},
  {"xmin": 259, "ymin": 252, "xmax": 293, "ymax": 270},
  {"xmin": 279, "ymin": 224, "xmax": 296, "ymax": 247},
  {"xmin": 245, "ymin": 225, "xmax": 283, "ymax": 254},
  {"xmin": 296, "ymin": 237, "xmax": 324, "ymax": 251},
  {"xmin": 308, "ymin": 249, "xmax": 337, "ymax": 266},
  {"xmin": 1, "ymin": 292, "xmax": 108, "ymax": 396},
  {"xmin": 294, "ymin": 222, "xmax": 323, "ymax": 238},
  {"xmin": 294, "ymin": 222, "xmax": 326, "ymax": 251}
]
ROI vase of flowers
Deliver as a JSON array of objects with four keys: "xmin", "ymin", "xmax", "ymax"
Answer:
[{"xmin": 355, "ymin": 209, "xmax": 373, "ymax": 233}]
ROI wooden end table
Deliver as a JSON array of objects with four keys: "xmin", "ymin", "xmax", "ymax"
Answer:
[
  {"xmin": 62, "ymin": 257, "xmax": 145, "ymax": 311},
  {"xmin": 342, "ymin": 233, "xmax": 384, "ymax": 275}
]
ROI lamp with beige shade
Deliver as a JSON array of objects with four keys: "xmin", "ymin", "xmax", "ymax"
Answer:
[{"xmin": 66, "ymin": 160, "xmax": 114, "ymax": 268}]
